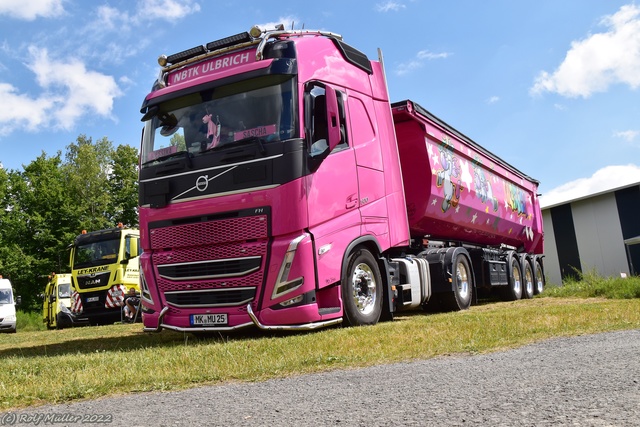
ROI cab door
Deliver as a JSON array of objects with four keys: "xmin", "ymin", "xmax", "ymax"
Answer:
[{"xmin": 304, "ymin": 82, "xmax": 360, "ymax": 290}]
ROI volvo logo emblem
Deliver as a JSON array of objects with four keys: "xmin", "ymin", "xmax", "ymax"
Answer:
[{"xmin": 196, "ymin": 175, "xmax": 209, "ymax": 192}]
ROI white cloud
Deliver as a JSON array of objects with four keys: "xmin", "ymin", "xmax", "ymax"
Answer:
[
  {"xmin": 540, "ymin": 164, "xmax": 640, "ymax": 208},
  {"xmin": 0, "ymin": 0, "xmax": 64, "ymax": 20},
  {"xmin": 0, "ymin": 83, "xmax": 54, "ymax": 136},
  {"xmin": 417, "ymin": 50, "xmax": 450, "ymax": 60},
  {"xmin": 136, "ymin": 0, "xmax": 201, "ymax": 21},
  {"xmin": 255, "ymin": 16, "xmax": 299, "ymax": 32},
  {"xmin": 376, "ymin": 2, "xmax": 406, "ymax": 12},
  {"xmin": 487, "ymin": 96, "xmax": 500, "ymax": 105},
  {"xmin": 26, "ymin": 47, "xmax": 123, "ymax": 130},
  {"xmin": 396, "ymin": 49, "xmax": 452, "ymax": 76},
  {"xmin": 91, "ymin": 0, "xmax": 200, "ymax": 33},
  {"xmin": 95, "ymin": 5, "xmax": 131, "ymax": 31},
  {"xmin": 613, "ymin": 130, "xmax": 639, "ymax": 142},
  {"xmin": 0, "ymin": 47, "xmax": 123, "ymax": 135},
  {"xmin": 530, "ymin": 4, "xmax": 640, "ymax": 98}
]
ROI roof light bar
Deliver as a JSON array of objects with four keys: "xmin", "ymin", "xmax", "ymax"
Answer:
[
  {"xmin": 160, "ymin": 45, "xmax": 207, "ymax": 66},
  {"xmin": 205, "ymin": 32, "xmax": 253, "ymax": 51}
]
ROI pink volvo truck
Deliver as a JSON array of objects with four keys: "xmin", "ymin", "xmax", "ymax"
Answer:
[{"xmin": 138, "ymin": 26, "xmax": 544, "ymax": 332}]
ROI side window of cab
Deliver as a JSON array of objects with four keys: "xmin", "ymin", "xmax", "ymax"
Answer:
[{"xmin": 305, "ymin": 82, "xmax": 348, "ymax": 158}]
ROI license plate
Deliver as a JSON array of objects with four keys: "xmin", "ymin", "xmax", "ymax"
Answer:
[
  {"xmin": 87, "ymin": 296, "xmax": 99, "ymax": 302},
  {"xmin": 190, "ymin": 313, "xmax": 228, "ymax": 326}
]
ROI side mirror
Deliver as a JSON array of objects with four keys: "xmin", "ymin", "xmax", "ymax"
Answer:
[
  {"xmin": 15, "ymin": 295, "xmax": 22, "ymax": 307},
  {"xmin": 49, "ymin": 294, "xmax": 56, "ymax": 303}
]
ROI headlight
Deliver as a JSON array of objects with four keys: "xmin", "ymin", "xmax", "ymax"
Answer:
[
  {"xmin": 272, "ymin": 235, "xmax": 305, "ymax": 299},
  {"xmin": 140, "ymin": 270, "xmax": 154, "ymax": 304},
  {"xmin": 4, "ymin": 314, "xmax": 16, "ymax": 322},
  {"xmin": 59, "ymin": 302, "xmax": 71, "ymax": 314}
]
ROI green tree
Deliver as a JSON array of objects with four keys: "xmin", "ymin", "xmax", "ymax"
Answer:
[
  {"xmin": 63, "ymin": 135, "xmax": 114, "ymax": 231},
  {"xmin": 109, "ymin": 144, "xmax": 139, "ymax": 227},
  {"xmin": 170, "ymin": 132, "xmax": 186, "ymax": 151},
  {"xmin": 0, "ymin": 135, "xmax": 140, "ymax": 310}
]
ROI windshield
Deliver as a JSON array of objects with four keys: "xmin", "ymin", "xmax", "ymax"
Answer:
[
  {"xmin": 58, "ymin": 283, "xmax": 71, "ymax": 298},
  {"xmin": 141, "ymin": 75, "xmax": 297, "ymax": 167},
  {"xmin": 0, "ymin": 289, "xmax": 12, "ymax": 305},
  {"xmin": 73, "ymin": 238, "xmax": 120, "ymax": 269}
]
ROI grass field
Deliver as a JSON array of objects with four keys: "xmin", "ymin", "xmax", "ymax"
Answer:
[{"xmin": 2, "ymin": 277, "xmax": 640, "ymax": 411}]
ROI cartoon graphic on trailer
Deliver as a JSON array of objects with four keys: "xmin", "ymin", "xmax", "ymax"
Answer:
[
  {"xmin": 435, "ymin": 136, "xmax": 463, "ymax": 212},
  {"xmin": 505, "ymin": 182, "xmax": 528, "ymax": 218},
  {"xmin": 472, "ymin": 157, "xmax": 499, "ymax": 212}
]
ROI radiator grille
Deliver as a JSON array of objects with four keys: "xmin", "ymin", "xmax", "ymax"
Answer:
[
  {"xmin": 76, "ymin": 272, "xmax": 111, "ymax": 290},
  {"xmin": 149, "ymin": 215, "xmax": 268, "ymax": 250},
  {"xmin": 157, "ymin": 257, "xmax": 261, "ymax": 280},
  {"xmin": 148, "ymin": 213, "xmax": 270, "ymax": 308},
  {"xmin": 165, "ymin": 288, "xmax": 256, "ymax": 307}
]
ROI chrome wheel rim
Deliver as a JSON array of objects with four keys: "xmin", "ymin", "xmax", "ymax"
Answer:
[
  {"xmin": 525, "ymin": 266, "xmax": 534, "ymax": 296},
  {"xmin": 513, "ymin": 264, "xmax": 522, "ymax": 295},
  {"xmin": 456, "ymin": 262, "xmax": 470, "ymax": 300},
  {"xmin": 351, "ymin": 263, "xmax": 377, "ymax": 315},
  {"xmin": 535, "ymin": 264, "xmax": 544, "ymax": 293}
]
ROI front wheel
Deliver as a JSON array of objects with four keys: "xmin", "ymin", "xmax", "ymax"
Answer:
[{"xmin": 341, "ymin": 249, "xmax": 383, "ymax": 327}]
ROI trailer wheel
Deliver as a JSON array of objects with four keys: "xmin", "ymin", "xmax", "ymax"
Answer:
[
  {"xmin": 341, "ymin": 248, "xmax": 383, "ymax": 327},
  {"xmin": 522, "ymin": 259, "xmax": 534, "ymax": 299},
  {"xmin": 441, "ymin": 254, "xmax": 473, "ymax": 311},
  {"xmin": 534, "ymin": 259, "xmax": 545, "ymax": 295},
  {"xmin": 502, "ymin": 255, "xmax": 523, "ymax": 301}
]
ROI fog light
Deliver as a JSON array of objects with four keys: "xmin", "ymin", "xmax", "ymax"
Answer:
[{"xmin": 280, "ymin": 295, "xmax": 303, "ymax": 307}]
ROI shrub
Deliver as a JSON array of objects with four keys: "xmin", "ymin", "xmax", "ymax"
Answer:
[
  {"xmin": 16, "ymin": 310, "xmax": 46, "ymax": 332},
  {"xmin": 544, "ymin": 269, "xmax": 640, "ymax": 299}
]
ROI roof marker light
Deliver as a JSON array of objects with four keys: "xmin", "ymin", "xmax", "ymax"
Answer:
[{"xmin": 249, "ymin": 25, "xmax": 262, "ymax": 38}]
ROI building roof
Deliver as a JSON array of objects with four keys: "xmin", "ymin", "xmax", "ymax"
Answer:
[{"xmin": 541, "ymin": 181, "xmax": 640, "ymax": 210}]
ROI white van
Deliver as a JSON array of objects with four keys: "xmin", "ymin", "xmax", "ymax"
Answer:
[{"xmin": 0, "ymin": 278, "xmax": 17, "ymax": 333}]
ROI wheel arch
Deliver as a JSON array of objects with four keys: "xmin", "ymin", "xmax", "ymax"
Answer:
[
  {"xmin": 422, "ymin": 246, "xmax": 476, "ymax": 295},
  {"xmin": 340, "ymin": 236, "xmax": 383, "ymax": 277},
  {"xmin": 339, "ymin": 236, "xmax": 395, "ymax": 321}
]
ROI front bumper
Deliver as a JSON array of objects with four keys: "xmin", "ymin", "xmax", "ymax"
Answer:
[{"xmin": 143, "ymin": 303, "xmax": 343, "ymax": 333}]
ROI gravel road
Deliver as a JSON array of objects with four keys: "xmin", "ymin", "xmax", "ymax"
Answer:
[{"xmin": 3, "ymin": 329, "xmax": 639, "ymax": 426}]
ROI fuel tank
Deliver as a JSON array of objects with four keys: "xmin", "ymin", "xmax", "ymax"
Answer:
[{"xmin": 392, "ymin": 100, "xmax": 543, "ymax": 254}]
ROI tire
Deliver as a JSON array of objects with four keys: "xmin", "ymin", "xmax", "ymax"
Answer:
[
  {"xmin": 534, "ymin": 259, "xmax": 545, "ymax": 295},
  {"xmin": 502, "ymin": 255, "xmax": 523, "ymax": 301},
  {"xmin": 522, "ymin": 258, "xmax": 534, "ymax": 299},
  {"xmin": 341, "ymin": 248, "xmax": 383, "ymax": 327},
  {"xmin": 441, "ymin": 254, "xmax": 473, "ymax": 311}
]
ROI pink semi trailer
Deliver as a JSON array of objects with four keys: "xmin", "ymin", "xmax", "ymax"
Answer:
[{"xmin": 138, "ymin": 26, "xmax": 544, "ymax": 332}]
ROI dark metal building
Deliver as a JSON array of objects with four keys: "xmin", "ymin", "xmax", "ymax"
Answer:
[{"xmin": 542, "ymin": 182, "xmax": 640, "ymax": 285}]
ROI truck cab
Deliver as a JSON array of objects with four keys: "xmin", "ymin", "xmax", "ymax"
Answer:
[
  {"xmin": 0, "ymin": 277, "xmax": 18, "ymax": 333},
  {"xmin": 43, "ymin": 273, "xmax": 73, "ymax": 329},
  {"xmin": 69, "ymin": 226, "xmax": 141, "ymax": 325}
]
